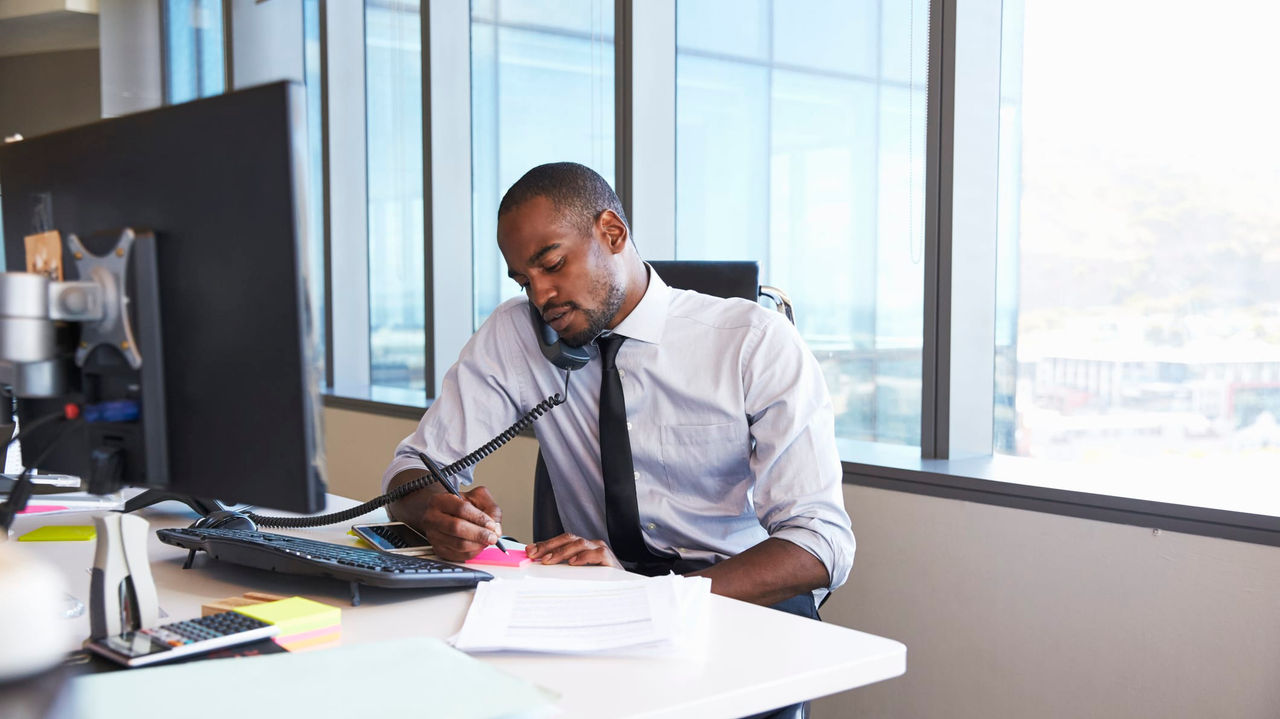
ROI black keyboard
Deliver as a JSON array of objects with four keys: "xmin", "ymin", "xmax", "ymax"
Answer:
[{"xmin": 156, "ymin": 527, "xmax": 493, "ymax": 599}]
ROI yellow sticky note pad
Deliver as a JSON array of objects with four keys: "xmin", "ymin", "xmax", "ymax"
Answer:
[
  {"xmin": 19, "ymin": 525, "xmax": 96, "ymax": 542},
  {"xmin": 233, "ymin": 597, "xmax": 341, "ymax": 635},
  {"xmin": 346, "ymin": 529, "xmax": 373, "ymax": 549}
]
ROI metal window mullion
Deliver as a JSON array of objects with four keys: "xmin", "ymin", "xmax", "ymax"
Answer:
[
  {"xmin": 228, "ymin": 0, "xmax": 303, "ymax": 89},
  {"xmin": 319, "ymin": 0, "xmax": 334, "ymax": 389},
  {"xmin": 870, "ymin": 0, "xmax": 884, "ymax": 439},
  {"xmin": 945, "ymin": 0, "xmax": 1001, "ymax": 458},
  {"xmin": 158, "ymin": 0, "xmax": 171, "ymax": 104},
  {"xmin": 614, "ymin": 0, "xmax": 633, "ymax": 223},
  {"xmin": 425, "ymin": 0, "xmax": 473, "ymax": 396},
  {"xmin": 618, "ymin": 0, "xmax": 675, "ymax": 255},
  {"xmin": 326, "ymin": 0, "xmax": 370, "ymax": 392},
  {"xmin": 764, "ymin": 0, "xmax": 773, "ymax": 271},
  {"xmin": 922, "ymin": 0, "xmax": 1003, "ymax": 459},
  {"xmin": 193, "ymin": 3, "xmax": 204, "ymax": 95},
  {"xmin": 222, "ymin": 0, "xmax": 235, "ymax": 90},
  {"xmin": 421, "ymin": 0, "xmax": 433, "ymax": 403},
  {"xmin": 100, "ymin": 0, "xmax": 165, "ymax": 117},
  {"xmin": 921, "ymin": 0, "xmax": 954, "ymax": 459}
]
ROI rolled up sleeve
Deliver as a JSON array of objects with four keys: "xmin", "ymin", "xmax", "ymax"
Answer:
[{"xmin": 743, "ymin": 314, "xmax": 856, "ymax": 593}]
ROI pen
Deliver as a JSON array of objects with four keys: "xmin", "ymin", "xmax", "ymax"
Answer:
[{"xmin": 416, "ymin": 451, "xmax": 508, "ymax": 554}]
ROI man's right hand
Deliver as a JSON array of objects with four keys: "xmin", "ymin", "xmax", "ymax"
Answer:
[
  {"xmin": 418, "ymin": 486, "xmax": 504, "ymax": 560},
  {"xmin": 386, "ymin": 470, "xmax": 504, "ymax": 561}
]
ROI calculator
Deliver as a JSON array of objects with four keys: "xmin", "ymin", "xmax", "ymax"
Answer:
[{"xmin": 86, "ymin": 611, "xmax": 279, "ymax": 667}]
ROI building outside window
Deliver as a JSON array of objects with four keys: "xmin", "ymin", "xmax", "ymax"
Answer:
[{"xmin": 991, "ymin": 0, "xmax": 1280, "ymax": 514}]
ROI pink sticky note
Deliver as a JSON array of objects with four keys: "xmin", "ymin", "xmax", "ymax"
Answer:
[
  {"xmin": 466, "ymin": 546, "xmax": 531, "ymax": 568},
  {"xmin": 17, "ymin": 504, "xmax": 68, "ymax": 514}
]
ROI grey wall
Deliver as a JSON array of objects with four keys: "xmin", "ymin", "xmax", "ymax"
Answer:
[
  {"xmin": 325, "ymin": 405, "xmax": 1280, "ymax": 719},
  {"xmin": 0, "ymin": 49, "xmax": 100, "ymax": 140},
  {"xmin": 229, "ymin": 0, "xmax": 304, "ymax": 89},
  {"xmin": 98, "ymin": 0, "xmax": 162, "ymax": 117}
]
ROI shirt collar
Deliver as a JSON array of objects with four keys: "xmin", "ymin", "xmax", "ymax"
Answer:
[{"xmin": 606, "ymin": 263, "xmax": 669, "ymax": 346}]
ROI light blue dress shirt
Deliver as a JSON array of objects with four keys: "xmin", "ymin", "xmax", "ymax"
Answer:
[{"xmin": 384, "ymin": 268, "xmax": 855, "ymax": 594}]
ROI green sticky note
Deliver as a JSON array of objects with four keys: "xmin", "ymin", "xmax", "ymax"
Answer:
[{"xmin": 19, "ymin": 525, "xmax": 96, "ymax": 542}]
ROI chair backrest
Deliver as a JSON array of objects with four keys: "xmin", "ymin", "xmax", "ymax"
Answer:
[
  {"xmin": 531, "ymin": 259, "xmax": 793, "ymax": 542},
  {"xmin": 648, "ymin": 260, "xmax": 759, "ymax": 303},
  {"xmin": 649, "ymin": 259, "xmax": 794, "ymax": 324}
]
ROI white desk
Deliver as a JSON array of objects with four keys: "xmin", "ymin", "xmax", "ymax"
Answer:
[{"xmin": 14, "ymin": 494, "xmax": 905, "ymax": 718}]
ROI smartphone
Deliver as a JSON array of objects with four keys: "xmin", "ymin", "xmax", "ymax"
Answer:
[{"xmin": 351, "ymin": 522, "xmax": 434, "ymax": 557}]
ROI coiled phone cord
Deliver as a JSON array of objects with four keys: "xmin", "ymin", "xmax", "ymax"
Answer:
[{"xmin": 246, "ymin": 371, "xmax": 571, "ymax": 529}]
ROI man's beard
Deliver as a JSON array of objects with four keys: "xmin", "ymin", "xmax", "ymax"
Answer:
[{"xmin": 559, "ymin": 277, "xmax": 626, "ymax": 347}]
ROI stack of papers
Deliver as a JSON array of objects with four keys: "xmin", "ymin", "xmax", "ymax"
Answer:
[{"xmin": 453, "ymin": 575, "xmax": 711, "ymax": 656}]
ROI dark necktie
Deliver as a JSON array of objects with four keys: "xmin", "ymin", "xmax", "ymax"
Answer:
[{"xmin": 597, "ymin": 334, "xmax": 665, "ymax": 564}]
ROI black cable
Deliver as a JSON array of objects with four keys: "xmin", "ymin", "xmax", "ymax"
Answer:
[
  {"xmin": 17, "ymin": 419, "xmax": 83, "ymax": 483},
  {"xmin": 0, "ymin": 416, "xmax": 83, "ymax": 532},
  {"xmin": 1, "ymin": 407, "xmax": 71, "ymax": 462},
  {"xmin": 247, "ymin": 373, "xmax": 573, "ymax": 529}
]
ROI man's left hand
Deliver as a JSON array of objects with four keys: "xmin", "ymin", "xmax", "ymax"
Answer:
[{"xmin": 527, "ymin": 533, "xmax": 623, "ymax": 569}]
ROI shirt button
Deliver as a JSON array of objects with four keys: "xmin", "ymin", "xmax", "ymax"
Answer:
[
  {"xmin": 633, "ymin": 471, "xmax": 640, "ymax": 480},
  {"xmin": 626, "ymin": 422, "xmax": 632, "ymax": 431},
  {"xmin": 618, "ymin": 370, "xmax": 626, "ymax": 378},
  {"xmin": 646, "ymin": 522, "xmax": 656, "ymax": 530}
]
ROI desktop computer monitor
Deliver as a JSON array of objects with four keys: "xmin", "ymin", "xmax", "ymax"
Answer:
[{"xmin": 0, "ymin": 81, "xmax": 326, "ymax": 514}]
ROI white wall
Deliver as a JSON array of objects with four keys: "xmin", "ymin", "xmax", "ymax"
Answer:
[
  {"xmin": 816, "ymin": 486, "xmax": 1280, "ymax": 719},
  {"xmin": 322, "ymin": 407, "xmax": 538, "ymax": 542},
  {"xmin": 324, "ymin": 405, "xmax": 1280, "ymax": 719},
  {"xmin": 98, "ymin": 0, "xmax": 161, "ymax": 116}
]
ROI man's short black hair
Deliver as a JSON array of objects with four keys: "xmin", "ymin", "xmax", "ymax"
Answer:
[{"xmin": 498, "ymin": 162, "xmax": 629, "ymax": 236}]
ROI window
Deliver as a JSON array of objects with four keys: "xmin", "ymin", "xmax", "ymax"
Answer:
[
  {"xmin": 311, "ymin": 0, "xmax": 1279, "ymax": 543},
  {"xmin": 470, "ymin": 0, "xmax": 615, "ymax": 328},
  {"xmin": 366, "ymin": 0, "xmax": 425, "ymax": 391},
  {"xmin": 162, "ymin": 0, "xmax": 225, "ymax": 104},
  {"xmin": 675, "ymin": 0, "xmax": 929, "ymax": 446},
  {"xmin": 303, "ymin": 0, "xmax": 326, "ymax": 381},
  {"xmin": 989, "ymin": 0, "xmax": 1280, "ymax": 515}
]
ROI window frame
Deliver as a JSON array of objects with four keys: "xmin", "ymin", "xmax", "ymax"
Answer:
[{"xmin": 315, "ymin": 0, "xmax": 1280, "ymax": 548}]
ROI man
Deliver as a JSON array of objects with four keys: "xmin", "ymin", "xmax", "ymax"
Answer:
[{"xmin": 383, "ymin": 162, "xmax": 853, "ymax": 613}]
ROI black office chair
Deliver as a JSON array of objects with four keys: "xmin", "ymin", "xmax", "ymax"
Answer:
[
  {"xmin": 649, "ymin": 260, "xmax": 795, "ymax": 324},
  {"xmin": 532, "ymin": 259, "xmax": 794, "ymax": 542}
]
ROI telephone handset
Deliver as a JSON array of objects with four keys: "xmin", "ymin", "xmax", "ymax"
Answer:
[
  {"xmin": 243, "ymin": 302, "xmax": 587, "ymax": 530},
  {"xmin": 529, "ymin": 302, "xmax": 590, "ymax": 372}
]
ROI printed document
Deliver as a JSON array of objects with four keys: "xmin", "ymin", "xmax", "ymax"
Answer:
[{"xmin": 453, "ymin": 574, "xmax": 711, "ymax": 655}]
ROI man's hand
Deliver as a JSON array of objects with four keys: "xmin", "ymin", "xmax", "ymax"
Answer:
[
  {"xmin": 690, "ymin": 538, "xmax": 830, "ymax": 607},
  {"xmin": 527, "ymin": 533, "xmax": 623, "ymax": 569},
  {"xmin": 418, "ymin": 486, "xmax": 504, "ymax": 561},
  {"xmin": 386, "ymin": 469, "xmax": 503, "ymax": 561}
]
